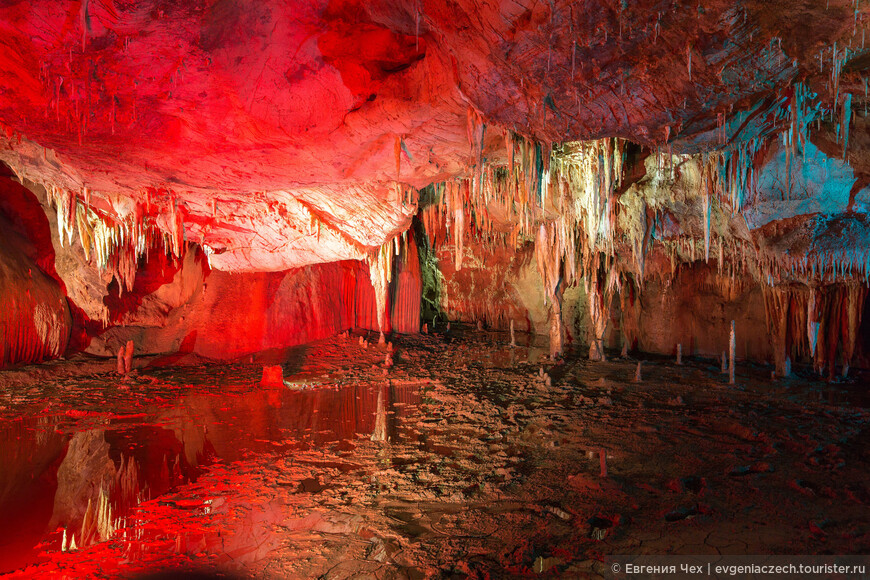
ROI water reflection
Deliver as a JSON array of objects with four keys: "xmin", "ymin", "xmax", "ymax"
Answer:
[{"xmin": 0, "ymin": 378, "xmax": 422, "ymax": 574}]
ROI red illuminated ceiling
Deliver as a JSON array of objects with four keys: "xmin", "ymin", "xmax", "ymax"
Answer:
[{"xmin": 0, "ymin": 0, "xmax": 860, "ymax": 272}]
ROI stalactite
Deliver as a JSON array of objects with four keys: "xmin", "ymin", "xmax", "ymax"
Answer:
[
  {"xmin": 586, "ymin": 260, "xmax": 621, "ymax": 361},
  {"xmin": 453, "ymin": 182, "xmax": 465, "ymax": 271},
  {"xmin": 762, "ymin": 286, "xmax": 791, "ymax": 377},
  {"xmin": 807, "ymin": 287, "xmax": 820, "ymax": 358},
  {"xmin": 729, "ymin": 320, "xmax": 736, "ymax": 384},
  {"xmin": 168, "ymin": 196, "xmax": 185, "ymax": 259},
  {"xmin": 42, "ymin": 181, "xmax": 179, "ymax": 297},
  {"xmin": 842, "ymin": 93, "xmax": 853, "ymax": 158},
  {"xmin": 367, "ymin": 239, "xmax": 396, "ymax": 343},
  {"xmin": 535, "ymin": 222, "xmax": 564, "ymax": 357}
]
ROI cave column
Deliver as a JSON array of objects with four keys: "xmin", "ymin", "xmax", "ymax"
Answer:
[
  {"xmin": 763, "ymin": 287, "xmax": 791, "ymax": 377},
  {"xmin": 807, "ymin": 287, "xmax": 822, "ymax": 374},
  {"xmin": 367, "ymin": 243, "xmax": 393, "ymax": 344},
  {"xmin": 587, "ymin": 274, "xmax": 608, "ymax": 361},
  {"xmin": 619, "ymin": 281, "xmax": 640, "ymax": 355},
  {"xmin": 535, "ymin": 223, "xmax": 564, "ymax": 358},
  {"xmin": 841, "ymin": 284, "xmax": 868, "ymax": 377},
  {"xmin": 549, "ymin": 290, "xmax": 564, "ymax": 358}
]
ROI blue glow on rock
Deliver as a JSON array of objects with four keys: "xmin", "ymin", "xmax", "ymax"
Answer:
[{"xmin": 746, "ymin": 139, "xmax": 855, "ymax": 229}]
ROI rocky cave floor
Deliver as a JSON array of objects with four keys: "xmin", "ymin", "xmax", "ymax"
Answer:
[{"xmin": 1, "ymin": 328, "xmax": 869, "ymax": 579}]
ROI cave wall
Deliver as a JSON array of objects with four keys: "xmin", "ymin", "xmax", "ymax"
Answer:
[
  {"xmin": 0, "ymin": 174, "xmax": 71, "ymax": 367},
  {"xmin": 0, "ymin": 173, "xmax": 423, "ymax": 367},
  {"xmin": 429, "ymin": 239, "xmax": 868, "ymax": 368},
  {"xmin": 89, "ymin": 256, "xmax": 421, "ymax": 362},
  {"xmin": 0, "ymin": 229, "xmax": 70, "ymax": 367},
  {"xmin": 627, "ymin": 267, "xmax": 771, "ymax": 361},
  {"xmin": 433, "ymin": 244, "xmax": 870, "ymax": 372},
  {"xmin": 1, "ymin": 153, "xmax": 865, "ymax": 372},
  {"xmin": 430, "ymin": 238, "xmax": 590, "ymax": 343},
  {"xmin": 0, "ymin": 0, "xmax": 867, "ymax": 374}
]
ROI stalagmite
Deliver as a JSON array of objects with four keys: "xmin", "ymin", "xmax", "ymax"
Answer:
[
  {"xmin": 117, "ymin": 347, "xmax": 125, "ymax": 375},
  {"xmin": 634, "ymin": 361, "xmax": 642, "ymax": 383},
  {"xmin": 676, "ymin": 343, "xmax": 682, "ymax": 365},
  {"xmin": 729, "ymin": 321, "xmax": 736, "ymax": 385},
  {"xmin": 721, "ymin": 351, "xmax": 727, "ymax": 374},
  {"xmin": 124, "ymin": 340, "xmax": 134, "ymax": 374},
  {"xmin": 510, "ymin": 319, "xmax": 516, "ymax": 347}
]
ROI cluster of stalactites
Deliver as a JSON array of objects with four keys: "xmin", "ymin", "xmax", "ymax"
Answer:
[
  {"xmin": 550, "ymin": 138, "xmax": 625, "ymax": 254},
  {"xmin": 824, "ymin": 42, "xmax": 857, "ymax": 157},
  {"xmin": 419, "ymin": 177, "xmax": 517, "ymax": 270},
  {"xmin": 641, "ymin": 115, "xmax": 870, "ymax": 289},
  {"xmin": 653, "ymin": 227, "xmax": 870, "ymax": 290},
  {"xmin": 659, "ymin": 235, "xmax": 756, "ymax": 284},
  {"xmin": 46, "ymin": 185, "xmax": 176, "ymax": 296},
  {"xmin": 620, "ymin": 82, "xmax": 821, "ymax": 284},
  {"xmin": 422, "ymin": 81, "xmax": 867, "ymax": 298},
  {"xmin": 585, "ymin": 253, "xmax": 624, "ymax": 361},
  {"xmin": 717, "ymin": 137, "xmax": 764, "ymax": 213},
  {"xmin": 419, "ymin": 134, "xmax": 626, "ymax": 280},
  {"xmin": 759, "ymin": 246, "xmax": 870, "ymax": 286},
  {"xmin": 763, "ymin": 283, "xmax": 867, "ymax": 378},
  {"xmin": 521, "ymin": 137, "xmax": 628, "ymax": 323},
  {"xmin": 416, "ymin": 133, "xmax": 637, "ymax": 360},
  {"xmin": 711, "ymin": 81, "xmax": 826, "ymax": 215},
  {"xmin": 365, "ymin": 231, "xmax": 410, "ymax": 338}
]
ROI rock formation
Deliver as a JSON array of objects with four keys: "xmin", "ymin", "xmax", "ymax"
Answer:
[{"xmin": 0, "ymin": 0, "xmax": 867, "ymax": 372}]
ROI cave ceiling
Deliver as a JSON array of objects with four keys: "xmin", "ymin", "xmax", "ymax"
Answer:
[{"xmin": 0, "ymin": 0, "xmax": 868, "ymax": 276}]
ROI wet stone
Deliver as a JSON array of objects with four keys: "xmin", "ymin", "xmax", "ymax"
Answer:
[{"xmin": 0, "ymin": 330, "xmax": 868, "ymax": 576}]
